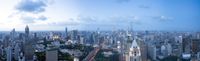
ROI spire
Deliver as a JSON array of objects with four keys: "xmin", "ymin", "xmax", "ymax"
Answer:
[
  {"xmin": 131, "ymin": 39, "xmax": 139, "ymax": 49},
  {"xmin": 129, "ymin": 38, "xmax": 141, "ymax": 61},
  {"xmin": 25, "ymin": 25, "xmax": 29, "ymax": 30},
  {"xmin": 25, "ymin": 25, "xmax": 29, "ymax": 37}
]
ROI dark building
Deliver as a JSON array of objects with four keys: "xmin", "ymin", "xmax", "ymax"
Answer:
[
  {"xmin": 182, "ymin": 37, "xmax": 192, "ymax": 53},
  {"xmin": 192, "ymin": 39, "xmax": 200, "ymax": 54},
  {"xmin": 65, "ymin": 27, "xmax": 68, "ymax": 37},
  {"xmin": 25, "ymin": 25, "xmax": 29, "ymax": 38}
]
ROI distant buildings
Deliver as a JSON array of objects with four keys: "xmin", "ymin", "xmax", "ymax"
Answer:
[{"xmin": 0, "ymin": 25, "xmax": 200, "ymax": 61}]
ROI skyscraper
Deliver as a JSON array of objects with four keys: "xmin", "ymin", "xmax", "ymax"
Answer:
[
  {"xmin": 25, "ymin": 25, "xmax": 29, "ymax": 37},
  {"xmin": 6, "ymin": 46, "xmax": 12, "ymax": 61},
  {"xmin": 46, "ymin": 50, "xmax": 58, "ymax": 61},
  {"xmin": 124, "ymin": 31, "xmax": 141, "ymax": 61},
  {"xmin": 125, "ymin": 32, "xmax": 133, "ymax": 52},
  {"xmin": 127, "ymin": 39, "xmax": 141, "ymax": 61},
  {"xmin": 18, "ymin": 52, "xmax": 25, "ymax": 61},
  {"xmin": 10, "ymin": 28, "xmax": 16, "ymax": 40},
  {"xmin": 65, "ymin": 27, "xmax": 68, "ymax": 37}
]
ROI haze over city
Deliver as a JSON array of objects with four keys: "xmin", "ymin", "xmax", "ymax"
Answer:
[
  {"xmin": 0, "ymin": 0, "xmax": 200, "ymax": 31},
  {"xmin": 0, "ymin": 0, "xmax": 200, "ymax": 61}
]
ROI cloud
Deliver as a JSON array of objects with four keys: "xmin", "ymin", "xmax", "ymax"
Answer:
[
  {"xmin": 47, "ymin": 18, "xmax": 80, "ymax": 26},
  {"xmin": 109, "ymin": 16, "xmax": 140, "ymax": 24},
  {"xmin": 12, "ymin": 0, "xmax": 50, "ymax": 24},
  {"xmin": 38, "ymin": 15, "xmax": 47, "ymax": 21},
  {"xmin": 39, "ymin": 15, "xmax": 142, "ymax": 30},
  {"xmin": 76, "ymin": 15, "xmax": 97, "ymax": 23},
  {"xmin": 34, "ymin": 16, "xmax": 95, "ymax": 27},
  {"xmin": 20, "ymin": 15, "xmax": 47, "ymax": 24},
  {"xmin": 139, "ymin": 5, "xmax": 150, "ymax": 9},
  {"xmin": 76, "ymin": 15, "xmax": 142, "ymax": 26},
  {"xmin": 153, "ymin": 16, "xmax": 173, "ymax": 21},
  {"xmin": 75, "ymin": 15, "xmax": 141, "ymax": 26},
  {"xmin": 116, "ymin": 0, "xmax": 131, "ymax": 3},
  {"xmin": 15, "ymin": 0, "xmax": 48, "ymax": 13},
  {"xmin": 20, "ymin": 16, "xmax": 35, "ymax": 23}
]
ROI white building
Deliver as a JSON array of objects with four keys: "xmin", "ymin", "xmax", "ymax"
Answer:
[
  {"xmin": 18, "ymin": 52, "xmax": 25, "ymax": 61},
  {"xmin": 166, "ymin": 43, "xmax": 172, "ymax": 56},
  {"xmin": 80, "ymin": 37, "xmax": 84, "ymax": 44},
  {"xmin": 117, "ymin": 41, "xmax": 121, "ymax": 53},
  {"xmin": 126, "ymin": 39, "xmax": 141, "ymax": 61},
  {"xmin": 161, "ymin": 44, "xmax": 167, "ymax": 57},
  {"xmin": 74, "ymin": 57, "xmax": 79, "ymax": 61}
]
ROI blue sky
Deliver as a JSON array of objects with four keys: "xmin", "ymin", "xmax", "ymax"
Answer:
[{"xmin": 0, "ymin": 0, "xmax": 199, "ymax": 31}]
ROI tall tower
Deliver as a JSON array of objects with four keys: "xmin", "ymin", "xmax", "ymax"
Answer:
[
  {"xmin": 25, "ymin": 25, "xmax": 29, "ymax": 37},
  {"xmin": 65, "ymin": 27, "xmax": 68, "ymax": 37},
  {"xmin": 10, "ymin": 28, "xmax": 16, "ymax": 40}
]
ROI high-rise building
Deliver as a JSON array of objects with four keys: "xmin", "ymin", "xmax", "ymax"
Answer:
[
  {"xmin": 126, "ymin": 39, "xmax": 141, "ymax": 61},
  {"xmin": 46, "ymin": 50, "xmax": 58, "ymax": 61},
  {"xmin": 65, "ymin": 27, "xmax": 68, "ymax": 37},
  {"xmin": 18, "ymin": 52, "xmax": 25, "ymax": 61},
  {"xmin": 90, "ymin": 32, "xmax": 96, "ymax": 45},
  {"xmin": 197, "ymin": 52, "xmax": 200, "ymax": 61},
  {"xmin": 0, "ymin": 45, "xmax": 3, "ymax": 56},
  {"xmin": 174, "ymin": 36, "xmax": 183, "ymax": 56},
  {"xmin": 177, "ymin": 36, "xmax": 183, "ymax": 44},
  {"xmin": 24, "ymin": 43, "xmax": 34, "ymax": 60},
  {"xmin": 71, "ymin": 30, "xmax": 78, "ymax": 42},
  {"xmin": 166, "ymin": 43, "xmax": 172, "ymax": 56},
  {"xmin": 148, "ymin": 44, "xmax": 156, "ymax": 60},
  {"xmin": 25, "ymin": 25, "xmax": 29, "ymax": 37},
  {"xmin": 34, "ymin": 33, "xmax": 37, "ymax": 38},
  {"xmin": 117, "ymin": 41, "xmax": 121, "ymax": 53},
  {"xmin": 191, "ymin": 39, "xmax": 200, "ymax": 54},
  {"xmin": 6, "ymin": 46, "xmax": 12, "ymax": 61},
  {"xmin": 181, "ymin": 37, "xmax": 192, "ymax": 60},
  {"xmin": 197, "ymin": 33, "xmax": 200, "ymax": 39},
  {"xmin": 80, "ymin": 36, "xmax": 84, "ymax": 44},
  {"xmin": 14, "ymin": 43, "xmax": 20, "ymax": 60},
  {"xmin": 33, "ymin": 54, "xmax": 37, "ymax": 61},
  {"xmin": 125, "ymin": 32, "xmax": 133, "ymax": 52},
  {"xmin": 74, "ymin": 57, "xmax": 79, "ymax": 61},
  {"xmin": 182, "ymin": 37, "xmax": 191, "ymax": 53},
  {"xmin": 139, "ymin": 41, "xmax": 147, "ymax": 61},
  {"xmin": 10, "ymin": 28, "xmax": 16, "ymax": 40}
]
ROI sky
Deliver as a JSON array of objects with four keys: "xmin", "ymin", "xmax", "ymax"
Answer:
[{"xmin": 0, "ymin": 0, "xmax": 200, "ymax": 31}]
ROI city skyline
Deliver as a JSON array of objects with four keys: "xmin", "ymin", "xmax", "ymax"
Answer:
[
  {"xmin": 1, "ymin": 1, "xmax": 200, "ymax": 61},
  {"xmin": 0, "ymin": 0, "xmax": 200, "ymax": 31}
]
